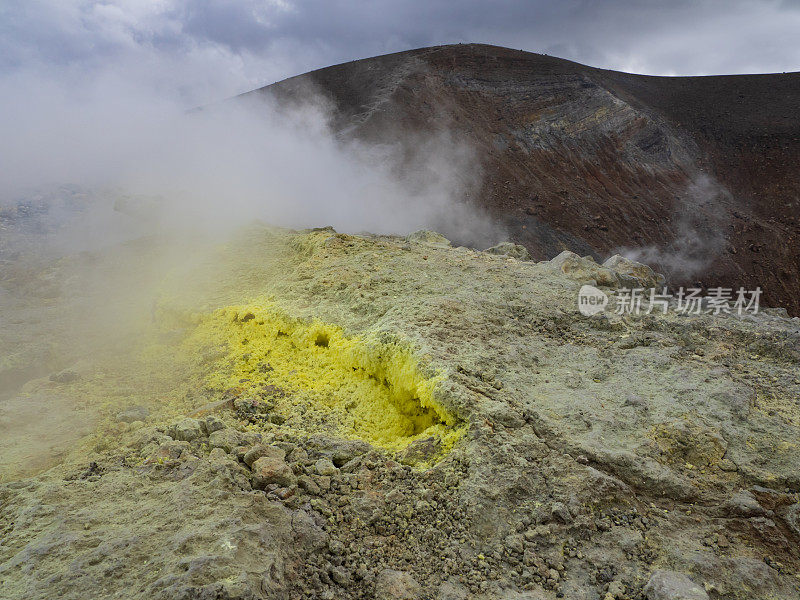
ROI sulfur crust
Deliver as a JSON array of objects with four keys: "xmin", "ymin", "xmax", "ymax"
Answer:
[{"xmin": 182, "ymin": 301, "xmax": 462, "ymax": 453}]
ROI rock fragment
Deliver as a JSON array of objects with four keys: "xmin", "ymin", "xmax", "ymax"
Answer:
[
  {"xmin": 602, "ymin": 254, "xmax": 666, "ymax": 288},
  {"xmin": 374, "ymin": 569, "xmax": 422, "ymax": 600},
  {"xmin": 548, "ymin": 251, "xmax": 619, "ymax": 287},
  {"xmin": 398, "ymin": 436, "xmax": 441, "ymax": 466},
  {"xmin": 171, "ymin": 418, "xmax": 203, "ymax": 442},
  {"xmin": 484, "ymin": 242, "xmax": 531, "ymax": 260},
  {"xmin": 643, "ymin": 570, "xmax": 708, "ymax": 600},
  {"xmin": 116, "ymin": 405, "xmax": 149, "ymax": 423},
  {"xmin": 315, "ymin": 458, "xmax": 338, "ymax": 476},
  {"xmin": 208, "ymin": 428, "xmax": 246, "ymax": 453},
  {"xmin": 722, "ymin": 490, "xmax": 767, "ymax": 518},
  {"xmin": 251, "ymin": 451, "xmax": 295, "ymax": 489},
  {"xmin": 200, "ymin": 415, "xmax": 226, "ymax": 435},
  {"xmin": 244, "ymin": 444, "xmax": 284, "ymax": 468}
]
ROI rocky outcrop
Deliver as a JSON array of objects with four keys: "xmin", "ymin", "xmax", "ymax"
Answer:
[{"xmin": 1, "ymin": 227, "xmax": 799, "ymax": 599}]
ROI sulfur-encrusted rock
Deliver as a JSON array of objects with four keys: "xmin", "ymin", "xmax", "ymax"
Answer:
[
  {"xmin": 208, "ymin": 428, "xmax": 246, "ymax": 453},
  {"xmin": 244, "ymin": 444, "xmax": 283, "ymax": 468},
  {"xmin": 549, "ymin": 250, "xmax": 620, "ymax": 287},
  {"xmin": 314, "ymin": 457, "xmax": 338, "ymax": 476},
  {"xmin": 147, "ymin": 440, "xmax": 189, "ymax": 463},
  {"xmin": 200, "ymin": 415, "xmax": 226, "ymax": 436},
  {"xmin": 602, "ymin": 254, "xmax": 666, "ymax": 288},
  {"xmin": 171, "ymin": 418, "xmax": 203, "ymax": 442},
  {"xmin": 484, "ymin": 242, "xmax": 531, "ymax": 260}
]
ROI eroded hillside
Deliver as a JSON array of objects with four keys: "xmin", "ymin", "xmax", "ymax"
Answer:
[{"xmin": 253, "ymin": 44, "xmax": 800, "ymax": 315}]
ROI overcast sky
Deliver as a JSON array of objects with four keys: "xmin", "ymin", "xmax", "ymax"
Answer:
[{"xmin": 2, "ymin": 0, "xmax": 799, "ymax": 105}]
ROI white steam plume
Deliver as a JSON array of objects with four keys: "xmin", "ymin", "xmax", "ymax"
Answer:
[
  {"xmin": 615, "ymin": 174, "xmax": 731, "ymax": 280},
  {"xmin": 0, "ymin": 67, "xmax": 501, "ymax": 251}
]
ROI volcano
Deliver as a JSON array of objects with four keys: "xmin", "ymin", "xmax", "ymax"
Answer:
[{"xmin": 248, "ymin": 43, "xmax": 800, "ymax": 315}]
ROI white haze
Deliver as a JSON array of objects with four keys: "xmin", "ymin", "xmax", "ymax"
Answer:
[
  {"xmin": 616, "ymin": 175, "xmax": 731, "ymax": 280},
  {"xmin": 0, "ymin": 67, "xmax": 502, "ymax": 253},
  {"xmin": 0, "ymin": 59, "xmax": 502, "ymax": 474}
]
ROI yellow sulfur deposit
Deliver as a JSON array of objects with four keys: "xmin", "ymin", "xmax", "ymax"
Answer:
[{"xmin": 182, "ymin": 302, "xmax": 461, "ymax": 454}]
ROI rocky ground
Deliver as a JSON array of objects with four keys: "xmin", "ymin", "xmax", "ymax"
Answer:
[{"xmin": 1, "ymin": 225, "xmax": 800, "ymax": 599}]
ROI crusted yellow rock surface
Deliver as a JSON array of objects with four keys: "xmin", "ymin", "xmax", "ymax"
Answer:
[{"xmin": 180, "ymin": 302, "xmax": 460, "ymax": 452}]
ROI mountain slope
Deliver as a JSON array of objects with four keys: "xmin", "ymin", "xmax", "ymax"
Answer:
[{"xmin": 249, "ymin": 44, "xmax": 800, "ymax": 315}]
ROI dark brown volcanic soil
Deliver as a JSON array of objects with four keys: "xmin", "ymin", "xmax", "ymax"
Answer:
[{"xmin": 248, "ymin": 44, "xmax": 800, "ymax": 315}]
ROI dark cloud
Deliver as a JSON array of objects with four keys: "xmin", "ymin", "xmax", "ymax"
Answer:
[{"xmin": 1, "ymin": 0, "xmax": 798, "ymax": 104}]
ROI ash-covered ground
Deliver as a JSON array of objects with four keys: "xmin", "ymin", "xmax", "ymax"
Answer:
[{"xmin": 1, "ymin": 221, "xmax": 800, "ymax": 600}]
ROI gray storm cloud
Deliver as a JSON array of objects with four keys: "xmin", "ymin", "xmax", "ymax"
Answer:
[{"xmin": 2, "ymin": 0, "xmax": 799, "ymax": 99}]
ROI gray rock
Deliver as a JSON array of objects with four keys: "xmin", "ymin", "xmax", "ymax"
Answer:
[
  {"xmin": 784, "ymin": 502, "xmax": 800, "ymax": 538},
  {"xmin": 689, "ymin": 554, "xmax": 783, "ymax": 597},
  {"xmin": 504, "ymin": 533, "xmax": 524, "ymax": 555},
  {"xmin": 329, "ymin": 566, "xmax": 350, "ymax": 586},
  {"xmin": 374, "ymin": 569, "xmax": 422, "ymax": 600},
  {"xmin": 116, "ymin": 405, "xmax": 149, "ymax": 423},
  {"xmin": 644, "ymin": 570, "xmax": 708, "ymax": 600},
  {"xmin": 148, "ymin": 440, "xmax": 189, "ymax": 462},
  {"xmin": 482, "ymin": 399, "xmax": 525, "ymax": 428},
  {"xmin": 484, "ymin": 242, "xmax": 531, "ymax": 260},
  {"xmin": 550, "ymin": 501, "xmax": 572, "ymax": 524},
  {"xmin": 722, "ymin": 490, "xmax": 766, "ymax": 518},
  {"xmin": 582, "ymin": 446, "xmax": 699, "ymax": 501},
  {"xmin": 549, "ymin": 250, "xmax": 620, "ymax": 287},
  {"xmin": 405, "ymin": 230, "xmax": 451, "ymax": 246},
  {"xmin": 297, "ymin": 475, "xmax": 321, "ymax": 495},
  {"xmin": 200, "ymin": 415, "xmax": 226, "ymax": 436},
  {"xmin": 244, "ymin": 444, "xmax": 284, "ymax": 468},
  {"xmin": 308, "ymin": 435, "xmax": 371, "ymax": 465},
  {"xmin": 315, "ymin": 458, "xmax": 338, "ymax": 476},
  {"xmin": 437, "ymin": 580, "xmax": 469, "ymax": 600},
  {"xmin": 398, "ymin": 436, "xmax": 441, "ymax": 466},
  {"xmin": 171, "ymin": 418, "xmax": 203, "ymax": 442},
  {"xmin": 208, "ymin": 428, "xmax": 246, "ymax": 453}
]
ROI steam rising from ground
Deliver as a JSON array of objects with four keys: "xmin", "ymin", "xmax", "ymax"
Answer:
[
  {"xmin": 0, "ymin": 70, "xmax": 500, "ymax": 252},
  {"xmin": 0, "ymin": 65, "xmax": 504, "ymax": 478},
  {"xmin": 616, "ymin": 175, "xmax": 731, "ymax": 281}
]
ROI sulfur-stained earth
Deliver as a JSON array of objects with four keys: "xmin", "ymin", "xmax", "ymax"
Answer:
[{"xmin": 1, "ymin": 224, "xmax": 800, "ymax": 599}]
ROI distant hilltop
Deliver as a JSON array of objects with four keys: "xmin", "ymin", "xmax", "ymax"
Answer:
[{"xmin": 246, "ymin": 43, "xmax": 800, "ymax": 315}]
